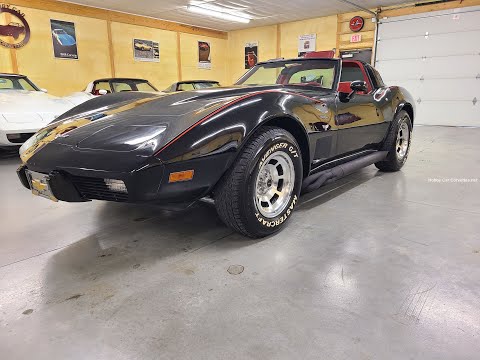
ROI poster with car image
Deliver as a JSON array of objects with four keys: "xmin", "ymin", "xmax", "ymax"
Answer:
[
  {"xmin": 298, "ymin": 34, "xmax": 316, "ymax": 57},
  {"xmin": 244, "ymin": 41, "xmax": 258, "ymax": 69},
  {"xmin": 133, "ymin": 39, "xmax": 159, "ymax": 62},
  {"xmin": 198, "ymin": 41, "xmax": 211, "ymax": 69},
  {"xmin": 50, "ymin": 19, "xmax": 78, "ymax": 59}
]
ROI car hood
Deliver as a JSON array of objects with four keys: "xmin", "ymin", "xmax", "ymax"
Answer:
[
  {"xmin": 0, "ymin": 90, "xmax": 76, "ymax": 114},
  {"xmin": 20, "ymin": 85, "xmax": 330, "ymax": 163}
]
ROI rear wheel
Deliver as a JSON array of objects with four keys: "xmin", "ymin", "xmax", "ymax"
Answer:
[
  {"xmin": 214, "ymin": 127, "xmax": 303, "ymax": 238},
  {"xmin": 375, "ymin": 110, "xmax": 412, "ymax": 172}
]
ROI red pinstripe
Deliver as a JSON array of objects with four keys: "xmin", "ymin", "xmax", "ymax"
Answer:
[{"xmin": 155, "ymin": 89, "xmax": 322, "ymax": 156}]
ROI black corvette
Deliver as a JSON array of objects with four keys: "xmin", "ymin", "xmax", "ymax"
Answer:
[{"xmin": 17, "ymin": 57, "xmax": 414, "ymax": 238}]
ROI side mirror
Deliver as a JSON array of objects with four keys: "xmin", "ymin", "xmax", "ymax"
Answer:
[
  {"xmin": 40, "ymin": 88, "xmax": 48, "ymax": 93},
  {"xmin": 350, "ymin": 80, "xmax": 367, "ymax": 93},
  {"xmin": 98, "ymin": 89, "xmax": 108, "ymax": 95}
]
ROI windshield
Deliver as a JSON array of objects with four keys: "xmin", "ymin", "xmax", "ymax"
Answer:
[
  {"xmin": 236, "ymin": 59, "xmax": 339, "ymax": 90},
  {"xmin": 194, "ymin": 82, "xmax": 220, "ymax": 89},
  {"xmin": 0, "ymin": 76, "xmax": 40, "ymax": 91},
  {"xmin": 110, "ymin": 80, "xmax": 158, "ymax": 92}
]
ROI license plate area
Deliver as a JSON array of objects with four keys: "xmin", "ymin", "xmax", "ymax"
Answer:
[{"xmin": 26, "ymin": 170, "xmax": 58, "ymax": 202}]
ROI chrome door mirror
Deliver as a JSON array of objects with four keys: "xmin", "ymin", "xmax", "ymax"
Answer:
[{"xmin": 350, "ymin": 80, "xmax": 367, "ymax": 93}]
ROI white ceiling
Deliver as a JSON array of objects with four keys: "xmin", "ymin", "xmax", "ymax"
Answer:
[{"xmin": 61, "ymin": 0, "xmax": 408, "ymax": 31}]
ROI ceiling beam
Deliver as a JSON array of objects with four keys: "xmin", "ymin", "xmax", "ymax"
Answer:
[{"xmin": 335, "ymin": 0, "xmax": 377, "ymax": 17}]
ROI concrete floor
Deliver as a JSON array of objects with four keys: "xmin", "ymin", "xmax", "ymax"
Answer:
[{"xmin": 1, "ymin": 126, "xmax": 479, "ymax": 359}]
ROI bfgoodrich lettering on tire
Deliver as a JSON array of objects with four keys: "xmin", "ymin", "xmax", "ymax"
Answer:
[{"xmin": 214, "ymin": 127, "xmax": 303, "ymax": 238}]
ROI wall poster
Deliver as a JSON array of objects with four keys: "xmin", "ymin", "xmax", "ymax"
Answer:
[
  {"xmin": 198, "ymin": 41, "xmax": 211, "ymax": 69},
  {"xmin": 298, "ymin": 34, "xmax": 316, "ymax": 57},
  {"xmin": 244, "ymin": 41, "xmax": 258, "ymax": 69},
  {"xmin": 133, "ymin": 39, "xmax": 159, "ymax": 62},
  {"xmin": 50, "ymin": 19, "xmax": 78, "ymax": 59}
]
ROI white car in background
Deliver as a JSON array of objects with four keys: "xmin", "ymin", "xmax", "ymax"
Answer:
[{"xmin": 0, "ymin": 73, "xmax": 93, "ymax": 148}]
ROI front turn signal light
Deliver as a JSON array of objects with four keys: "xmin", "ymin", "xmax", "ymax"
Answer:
[{"xmin": 169, "ymin": 170, "xmax": 194, "ymax": 183}]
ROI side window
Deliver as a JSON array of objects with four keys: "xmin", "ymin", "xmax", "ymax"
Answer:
[
  {"xmin": 177, "ymin": 83, "xmax": 195, "ymax": 91},
  {"xmin": 94, "ymin": 81, "xmax": 111, "ymax": 94},
  {"xmin": 18, "ymin": 78, "xmax": 37, "ymax": 91},
  {"xmin": 0, "ymin": 78, "xmax": 14, "ymax": 89},
  {"xmin": 340, "ymin": 66, "xmax": 365, "ymax": 82}
]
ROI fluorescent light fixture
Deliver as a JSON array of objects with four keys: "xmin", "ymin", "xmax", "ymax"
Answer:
[{"xmin": 187, "ymin": 5, "xmax": 251, "ymax": 23}]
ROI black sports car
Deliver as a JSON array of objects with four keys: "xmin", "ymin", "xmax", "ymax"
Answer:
[{"xmin": 17, "ymin": 57, "xmax": 414, "ymax": 238}]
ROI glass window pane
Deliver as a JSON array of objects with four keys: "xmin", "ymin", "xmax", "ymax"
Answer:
[
  {"xmin": 0, "ymin": 78, "xmax": 14, "ymax": 89},
  {"xmin": 136, "ymin": 82, "xmax": 156, "ymax": 92},
  {"xmin": 112, "ymin": 82, "xmax": 133, "ymax": 92},
  {"xmin": 178, "ymin": 83, "xmax": 195, "ymax": 91}
]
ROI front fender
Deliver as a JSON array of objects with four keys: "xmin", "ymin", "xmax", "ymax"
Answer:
[
  {"xmin": 156, "ymin": 90, "xmax": 329, "ymax": 185},
  {"xmin": 391, "ymin": 86, "xmax": 416, "ymax": 122}
]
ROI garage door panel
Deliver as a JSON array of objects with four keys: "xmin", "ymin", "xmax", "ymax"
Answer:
[
  {"xmin": 376, "ymin": 31, "xmax": 480, "ymax": 61},
  {"xmin": 378, "ymin": 11, "xmax": 480, "ymax": 39},
  {"xmin": 376, "ymin": 55, "xmax": 480, "ymax": 81},
  {"xmin": 381, "ymin": 79, "xmax": 478, "ymax": 101},
  {"xmin": 375, "ymin": 6, "xmax": 480, "ymax": 126},
  {"xmin": 415, "ymin": 102, "xmax": 479, "ymax": 126}
]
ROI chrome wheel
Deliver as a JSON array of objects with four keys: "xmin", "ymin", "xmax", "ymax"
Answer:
[
  {"xmin": 396, "ymin": 119, "xmax": 410, "ymax": 161},
  {"xmin": 255, "ymin": 151, "xmax": 295, "ymax": 218}
]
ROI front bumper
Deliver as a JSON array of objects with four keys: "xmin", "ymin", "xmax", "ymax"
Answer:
[
  {"xmin": 18, "ymin": 152, "xmax": 232, "ymax": 206},
  {"xmin": 0, "ymin": 128, "xmax": 38, "ymax": 146}
]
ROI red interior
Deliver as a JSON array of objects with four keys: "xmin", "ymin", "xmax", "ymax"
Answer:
[
  {"xmin": 304, "ymin": 51, "xmax": 335, "ymax": 59},
  {"xmin": 337, "ymin": 60, "xmax": 373, "ymax": 94}
]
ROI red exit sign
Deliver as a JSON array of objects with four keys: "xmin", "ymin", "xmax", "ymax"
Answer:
[{"xmin": 350, "ymin": 34, "xmax": 362, "ymax": 43}]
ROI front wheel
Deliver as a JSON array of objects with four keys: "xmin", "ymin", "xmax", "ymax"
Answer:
[
  {"xmin": 214, "ymin": 127, "xmax": 303, "ymax": 238},
  {"xmin": 375, "ymin": 110, "xmax": 413, "ymax": 172}
]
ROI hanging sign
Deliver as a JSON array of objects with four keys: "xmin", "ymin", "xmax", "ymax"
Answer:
[
  {"xmin": 349, "ymin": 16, "xmax": 365, "ymax": 32},
  {"xmin": 0, "ymin": 4, "xmax": 30, "ymax": 49}
]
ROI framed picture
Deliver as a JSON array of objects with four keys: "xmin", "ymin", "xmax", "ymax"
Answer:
[
  {"xmin": 298, "ymin": 34, "xmax": 316, "ymax": 57},
  {"xmin": 133, "ymin": 39, "xmax": 159, "ymax": 62},
  {"xmin": 50, "ymin": 19, "xmax": 78, "ymax": 60},
  {"xmin": 245, "ymin": 41, "xmax": 258, "ymax": 69},
  {"xmin": 198, "ymin": 41, "xmax": 211, "ymax": 69}
]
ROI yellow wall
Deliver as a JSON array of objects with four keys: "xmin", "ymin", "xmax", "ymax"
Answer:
[
  {"xmin": 280, "ymin": 16, "xmax": 337, "ymax": 59},
  {"xmin": 0, "ymin": 3, "xmax": 228, "ymax": 95},
  {"xmin": 3, "ymin": 7, "xmax": 111, "ymax": 95},
  {"xmin": 225, "ymin": 15, "xmax": 339, "ymax": 84},
  {"xmin": 110, "ymin": 22, "xmax": 178, "ymax": 91},
  {"xmin": 179, "ymin": 33, "xmax": 227, "ymax": 86},
  {"xmin": 226, "ymin": 25, "xmax": 278, "ymax": 84},
  {"xmin": 2, "ymin": 0, "xmax": 479, "ymax": 96},
  {"xmin": 337, "ymin": 11, "xmax": 376, "ymax": 53}
]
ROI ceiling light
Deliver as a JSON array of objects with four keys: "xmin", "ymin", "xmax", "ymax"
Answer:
[{"xmin": 187, "ymin": 5, "xmax": 251, "ymax": 23}]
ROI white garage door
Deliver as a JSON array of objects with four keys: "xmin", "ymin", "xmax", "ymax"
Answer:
[{"xmin": 375, "ymin": 6, "xmax": 480, "ymax": 126}]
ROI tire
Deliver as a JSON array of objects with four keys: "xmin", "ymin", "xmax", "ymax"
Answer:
[
  {"xmin": 375, "ymin": 110, "xmax": 412, "ymax": 172},
  {"xmin": 214, "ymin": 127, "xmax": 303, "ymax": 238}
]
